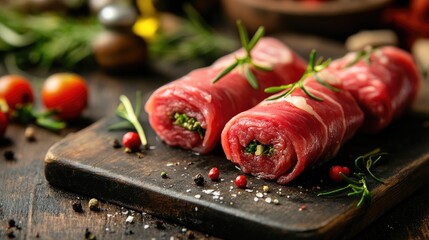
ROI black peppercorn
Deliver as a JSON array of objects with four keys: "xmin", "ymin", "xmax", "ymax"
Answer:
[
  {"xmin": 155, "ymin": 220, "xmax": 165, "ymax": 229},
  {"xmin": 4, "ymin": 150, "xmax": 15, "ymax": 161},
  {"xmin": 8, "ymin": 219, "xmax": 16, "ymax": 228},
  {"xmin": 72, "ymin": 201, "xmax": 83, "ymax": 213},
  {"xmin": 193, "ymin": 173, "xmax": 204, "ymax": 186},
  {"xmin": 112, "ymin": 138, "xmax": 121, "ymax": 148}
]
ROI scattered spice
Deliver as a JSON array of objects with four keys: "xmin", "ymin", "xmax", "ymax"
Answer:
[
  {"xmin": 298, "ymin": 205, "xmax": 307, "ymax": 211},
  {"xmin": 262, "ymin": 185, "xmax": 270, "ymax": 193},
  {"xmin": 85, "ymin": 228, "xmax": 96, "ymax": 240},
  {"xmin": 193, "ymin": 174, "xmax": 205, "ymax": 186},
  {"xmin": 125, "ymin": 216, "xmax": 134, "ymax": 224},
  {"xmin": 24, "ymin": 127, "xmax": 36, "ymax": 142},
  {"xmin": 72, "ymin": 201, "xmax": 83, "ymax": 213},
  {"xmin": 8, "ymin": 219, "xmax": 16, "ymax": 228},
  {"xmin": 161, "ymin": 171, "xmax": 168, "ymax": 179},
  {"xmin": 329, "ymin": 165, "xmax": 351, "ymax": 183},
  {"xmin": 88, "ymin": 198, "xmax": 100, "ymax": 211},
  {"xmin": 137, "ymin": 152, "xmax": 145, "ymax": 159},
  {"xmin": 4, "ymin": 150, "xmax": 15, "ymax": 161},
  {"xmin": 112, "ymin": 138, "xmax": 121, "ymax": 148},
  {"xmin": 208, "ymin": 167, "xmax": 220, "ymax": 181},
  {"xmin": 122, "ymin": 132, "xmax": 141, "ymax": 152},
  {"xmin": 185, "ymin": 230, "xmax": 195, "ymax": 239},
  {"xmin": 234, "ymin": 175, "xmax": 247, "ymax": 189},
  {"xmin": 124, "ymin": 229, "xmax": 134, "ymax": 235},
  {"xmin": 155, "ymin": 220, "xmax": 165, "ymax": 229}
]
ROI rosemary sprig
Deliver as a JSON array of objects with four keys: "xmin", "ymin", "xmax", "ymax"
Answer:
[
  {"xmin": 109, "ymin": 92, "xmax": 148, "ymax": 150},
  {"xmin": 344, "ymin": 46, "xmax": 374, "ymax": 68},
  {"xmin": 265, "ymin": 50, "xmax": 339, "ymax": 101},
  {"xmin": 0, "ymin": 8, "xmax": 102, "ymax": 71},
  {"xmin": 318, "ymin": 148, "xmax": 387, "ymax": 207},
  {"xmin": 211, "ymin": 20, "xmax": 272, "ymax": 90}
]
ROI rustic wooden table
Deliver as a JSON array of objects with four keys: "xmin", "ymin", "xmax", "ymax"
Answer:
[{"xmin": 0, "ymin": 35, "xmax": 428, "ymax": 240}]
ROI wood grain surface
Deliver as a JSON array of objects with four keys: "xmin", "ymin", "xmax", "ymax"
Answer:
[{"xmin": 1, "ymin": 34, "xmax": 428, "ymax": 240}]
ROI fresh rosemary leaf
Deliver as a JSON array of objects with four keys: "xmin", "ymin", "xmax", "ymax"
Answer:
[
  {"xmin": 265, "ymin": 50, "xmax": 335, "ymax": 101},
  {"xmin": 36, "ymin": 117, "xmax": 66, "ymax": 131},
  {"xmin": 313, "ymin": 73, "xmax": 340, "ymax": 92},
  {"xmin": 245, "ymin": 67, "xmax": 259, "ymax": 89},
  {"xmin": 107, "ymin": 121, "xmax": 134, "ymax": 131},
  {"xmin": 237, "ymin": 20, "xmax": 250, "ymax": 54},
  {"xmin": 211, "ymin": 20, "xmax": 270, "ymax": 89},
  {"xmin": 253, "ymin": 62, "xmax": 273, "ymax": 72},
  {"xmin": 212, "ymin": 61, "xmax": 239, "ymax": 84},
  {"xmin": 247, "ymin": 26, "xmax": 265, "ymax": 52}
]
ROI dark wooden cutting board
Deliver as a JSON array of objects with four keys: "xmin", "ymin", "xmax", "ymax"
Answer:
[{"xmin": 44, "ymin": 108, "xmax": 429, "ymax": 239}]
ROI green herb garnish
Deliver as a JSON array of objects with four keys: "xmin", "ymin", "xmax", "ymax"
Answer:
[
  {"xmin": 344, "ymin": 46, "xmax": 374, "ymax": 68},
  {"xmin": 173, "ymin": 112, "xmax": 205, "ymax": 138},
  {"xmin": 244, "ymin": 140, "xmax": 274, "ymax": 156},
  {"xmin": 109, "ymin": 92, "xmax": 148, "ymax": 149},
  {"xmin": 265, "ymin": 50, "xmax": 339, "ymax": 101},
  {"xmin": 318, "ymin": 148, "xmax": 387, "ymax": 207},
  {"xmin": 8, "ymin": 103, "xmax": 66, "ymax": 131},
  {"xmin": 211, "ymin": 20, "xmax": 272, "ymax": 90},
  {"xmin": 0, "ymin": 8, "xmax": 102, "ymax": 71}
]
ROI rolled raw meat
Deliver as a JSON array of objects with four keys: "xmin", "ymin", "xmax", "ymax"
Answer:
[
  {"xmin": 145, "ymin": 37, "xmax": 307, "ymax": 153},
  {"xmin": 221, "ymin": 70, "xmax": 364, "ymax": 184},
  {"xmin": 329, "ymin": 46, "xmax": 421, "ymax": 132}
]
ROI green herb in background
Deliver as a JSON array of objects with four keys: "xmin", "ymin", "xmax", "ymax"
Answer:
[
  {"xmin": 0, "ymin": 8, "xmax": 102, "ymax": 71},
  {"xmin": 149, "ymin": 4, "xmax": 238, "ymax": 66}
]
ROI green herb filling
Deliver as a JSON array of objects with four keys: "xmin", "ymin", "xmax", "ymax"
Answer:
[
  {"xmin": 173, "ymin": 112, "xmax": 206, "ymax": 138},
  {"xmin": 244, "ymin": 140, "xmax": 274, "ymax": 156}
]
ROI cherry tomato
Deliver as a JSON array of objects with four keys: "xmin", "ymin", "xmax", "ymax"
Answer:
[
  {"xmin": 208, "ymin": 167, "xmax": 220, "ymax": 181},
  {"xmin": 0, "ymin": 110, "xmax": 8, "ymax": 137},
  {"xmin": 0, "ymin": 75, "xmax": 34, "ymax": 111},
  {"xmin": 235, "ymin": 175, "xmax": 247, "ymax": 188},
  {"xmin": 329, "ymin": 165, "xmax": 350, "ymax": 183},
  {"xmin": 41, "ymin": 73, "xmax": 88, "ymax": 120},
  {"xmin": 122, "ymin": 132, "xmax": 141, "ymax": 152}
]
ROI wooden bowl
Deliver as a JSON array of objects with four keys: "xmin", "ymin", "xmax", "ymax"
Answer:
[{"xmin": 221, "ymin": 0, "xmax": 393, "ymax": 39}]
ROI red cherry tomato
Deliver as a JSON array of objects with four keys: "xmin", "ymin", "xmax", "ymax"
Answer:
[
  {"xmin": 41, "ymin": 73, "xmax": 88, "ymax": 120},
  {"xmin": 0, "ymin": 110, "xmax": 8, "ymax": 137},
  {"xmin": 208, "ymin": 167, "xmax": 220, "ymax": 181},
  {"xmin": 329, "ymin": 165, "xmax": 351, "ymax": 183},
  {"xmin": 235, "ymin": 175, "xmax": 247, "ymax": 188},
  {"xmin": 122, "ymin": 132, "xmax": 141, "ymax": 152},
  {"xmin": 0, "ymin": 75, "xmax": 34, "ymax": 111}
]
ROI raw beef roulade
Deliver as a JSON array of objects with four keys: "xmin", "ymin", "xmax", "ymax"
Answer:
[
  {"xmin": 329, "ymin": 46, "xmax": 420, "ymax": 132},
  {"xmin": 145, "ymin": 37, "xmax": 306, "ymax": 153},
  {"xmin": 221, "ymin": 70, "xmax": 364, "ymax": 184}
]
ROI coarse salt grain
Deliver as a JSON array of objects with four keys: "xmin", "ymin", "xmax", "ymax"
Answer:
[{"xmin": 125, "ymin": 216, "xmax": 134, "ymax": 223}]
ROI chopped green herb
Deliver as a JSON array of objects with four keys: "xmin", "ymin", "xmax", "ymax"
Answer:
[
  {"xmin": 173, "ymin": 112, "xmax": 205, "ymax": 138},
  {"xmin": 244, "ymin": 140, "xmax": 274, "ymax": 156}
]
